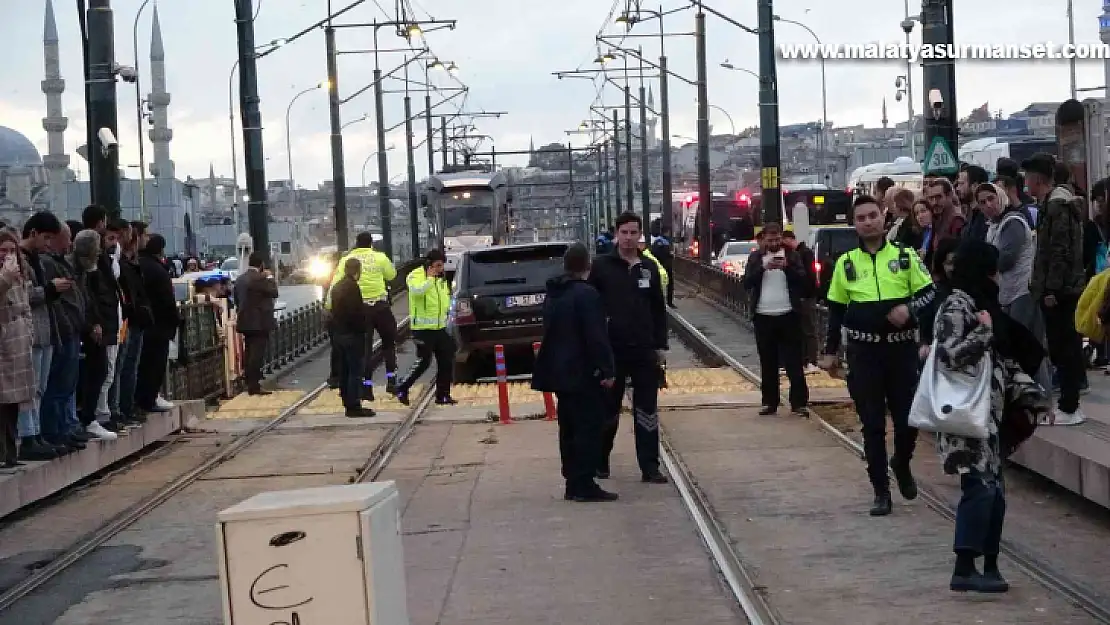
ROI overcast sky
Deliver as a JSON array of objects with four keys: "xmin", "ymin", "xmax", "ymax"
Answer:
[{"xmin": 0, "ymin": 0, "xmax": 1105, "ymax": 189}]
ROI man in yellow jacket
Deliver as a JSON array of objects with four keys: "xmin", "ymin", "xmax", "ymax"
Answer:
[
  {"xmin": 325, "ymin": 232, "xmax": 398, "ymax": 399},
  {"xmin": 392, "ymin": 249, "xmax": 456, "ymax": 405}
]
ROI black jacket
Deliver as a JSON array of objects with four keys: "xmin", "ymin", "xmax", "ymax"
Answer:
[
  {"xmin": 235, "ymin": 268, "xmax": 279, "ymax": 335},
  {"xmin": 330, "ymin": 276, "xmax": 367, "ymax": 335},
  {"xmin": 532, "ymin": 275, "xmax": 615, "ymax": 393},
  {"xmin": 138, "ymin": 251, "xmax": 180, "ymax": 341},
  {"xmin": 119, "ymin": 254, "xmax": 154, "ymax": 329},
  {"xmin": 793, "ymin": 243, "xmax": 818, "ymax": 297},
  {"xmin": 89, "ymin": 251, "xmax": 122, "ymax": 345},
  {"xmin": 46, "ymin": 253, "xmax": 86, "ymax": 340},
  {"xmin": 587, "ymin": 249, "xmax": 668, "ymax": 352},
  {"xmin": 741, "ymin": 248, "xmax": 810, "ymax": 317},
  {"xmin": 962, "ymin": 207, "xmax": 990, "ymax": 242}
]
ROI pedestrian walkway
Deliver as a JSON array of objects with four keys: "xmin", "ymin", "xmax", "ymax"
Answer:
[{"xmin": 377, "ymin": 419, "xmax": 742, "ymax": 625}]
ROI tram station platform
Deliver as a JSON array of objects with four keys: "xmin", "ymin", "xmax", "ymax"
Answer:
[
  {"xmin": 0, "ymin": 403, "xmax": 201, "ymax": 519},
  {"xmin": 671, "ymin": 286, "xmax": 1110, "ymax": 510}
]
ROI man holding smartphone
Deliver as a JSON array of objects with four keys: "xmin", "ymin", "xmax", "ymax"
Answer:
[{"xmin": 741, "ymin": 223, "xmax": 811, "ymax": 417}]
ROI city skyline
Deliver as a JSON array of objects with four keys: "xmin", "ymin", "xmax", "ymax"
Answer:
[{"xmin": 0, "ymin": 0, "xmax": 1105, "ymax": 190}]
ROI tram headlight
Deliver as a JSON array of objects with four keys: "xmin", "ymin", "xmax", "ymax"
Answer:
[{"xmin": 307, "ymin": 256, "xmax": 332, "ymax": 280}]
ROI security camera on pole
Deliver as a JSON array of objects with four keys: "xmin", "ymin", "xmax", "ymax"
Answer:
[{"xmin": 920, "ymin": 0, "xmax": 958, "ymax": 181}]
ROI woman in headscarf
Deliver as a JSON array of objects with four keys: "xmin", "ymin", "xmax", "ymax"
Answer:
[
  {"xmin": 932, "ymin": 240, "xmax": 1049, "ymax": 593},
  {"xmin": 0, "ymin": 228, "xmax": 36, "ymax": 466}
]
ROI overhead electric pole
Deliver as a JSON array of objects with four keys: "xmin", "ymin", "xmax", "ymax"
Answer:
[
  {"xmin": 234, "ymin": 0, "xmax": 271, "ymax": 256},
  {"xmin": 756, "ymin": 0, "xmax": 783, "ymax": 225},
  {"xmin": 88, "ymin": 0, "xmax": 121, "ymax": 219},
  {"xmin": 921, "ymin": 0, "xmax": 959, "ymax": 180}
]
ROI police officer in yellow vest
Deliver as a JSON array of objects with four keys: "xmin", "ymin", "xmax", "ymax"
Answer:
[
  {"xmin": 821, "ymin": 195, "xmax": 937, "ymax": 517},
  {"xmin": 392, "ymin": 249, "xmax": 456, "ymax": 405},
  {"xmin": 326, "ymin": 232, "xmax": 398, "ymax": 399}
]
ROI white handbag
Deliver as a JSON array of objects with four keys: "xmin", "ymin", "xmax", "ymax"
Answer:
[{"xmin": 908, "ymin": 341, "xmax": 992, "ymax": 439}]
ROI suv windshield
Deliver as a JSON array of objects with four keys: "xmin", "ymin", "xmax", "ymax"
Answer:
[
  {"xmin": 466, "ymin": 245, "xmax": 567, "ymax": 289},
  {"xmin": 815, "ymin": 228, "xmax": 858, "ymax": 257}
]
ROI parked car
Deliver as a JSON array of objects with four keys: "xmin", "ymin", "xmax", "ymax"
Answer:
[
  {"xmin": 806, "ymin": 225, "xmax": 858, "ymax": 301},
  {"xmin": 448, "ymin": 242, "xmax": 569, "ymax": 383},
  {"xmin": 713, "ymin": 240, "xmax": 759, "ymax": 276}
]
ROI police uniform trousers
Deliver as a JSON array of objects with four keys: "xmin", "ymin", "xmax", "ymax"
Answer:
[
  {"xmin": 362, "ymin": 300, "xmax": 398, "ymax": 381},
  {"xmin": 845, "ymin": 340, "xmax": 919, "ymax": 494},
  {"xmin": 557, "ymin": 384, "xmax": 607, "ymax": 494},
  {"xmin": 600, "ymin": 348, "xmax": 661, "ymax": 476},
  {"xmin": 397, "ymin": 329, "xmax": 455, "ymax": 398}
]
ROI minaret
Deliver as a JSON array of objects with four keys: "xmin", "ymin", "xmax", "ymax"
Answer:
[
  {"xmin": 148, "ymin": 6, "xmax": 174, "ymax": 179},
  {"xmin": 646, "ymin": 85, "xmax": 658, "ymax": 148},
  {"xmin": 41, "ymin": 0, "xmax": 69, "ymax": 214},
  {"xmin": 208, "ymin": 163, "xmax": 217, "ymax": 212},
  {"xmin": 881, "ymin": 97, "xmax": 889, "ymax": 129}
]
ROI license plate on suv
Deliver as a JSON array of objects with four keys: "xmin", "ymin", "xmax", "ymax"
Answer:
[{"xmin": 505, "ymin": 294, "xmax": 544, "ymax": 307}]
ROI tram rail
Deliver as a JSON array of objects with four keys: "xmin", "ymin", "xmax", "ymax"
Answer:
[
  {"xmin": 0, "ymin": 313, "xmax": 444, "ymax": 613},
  {"xmin": 666, "ymin": 308, "xmax": 1110, "ymax": 624}
]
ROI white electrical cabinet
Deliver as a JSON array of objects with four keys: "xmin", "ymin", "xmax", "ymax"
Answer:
[{"xmin": 216, "ymin": 482, "xmax": 409, "ymax": 625}]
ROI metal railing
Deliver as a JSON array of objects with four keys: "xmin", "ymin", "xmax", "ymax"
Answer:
[{"xmin": 164, "ymin": 258, "xmax": 425, "ymax": 402}]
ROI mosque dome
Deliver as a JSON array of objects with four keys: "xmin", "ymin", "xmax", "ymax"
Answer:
[{"xmin": 0, "ymin": 127, "xmax": 43, "ymax": 168}]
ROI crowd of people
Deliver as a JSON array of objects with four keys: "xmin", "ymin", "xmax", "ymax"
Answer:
[
  {"xmin": 810, "ymin": 152, "xmax": 1094, "ymax": 593},
  {"xmin": 0, "ymin": 205, "xmax": 183, "ymax": 467}
]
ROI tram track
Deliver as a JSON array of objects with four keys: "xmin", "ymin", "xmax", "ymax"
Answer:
[
  {"xmin": 0, "ymin": 309, "xmax": 470, "ymax": 614},
  {"xmin": 666, "ymin": 307, "xmax": 1110, "ymax": 624}
]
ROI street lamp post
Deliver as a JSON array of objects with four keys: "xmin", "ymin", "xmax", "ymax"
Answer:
[
  {"xmin": 775, "ymin": 15, "xmax": 827, "ymax": 184},
  {"xmin": 341, "ymin": 113, "xmax": 369, "ymax": 130},
  {"xmin": 285, "ymin": 83, "xmax": 325, "ymax": 222},
  {"xmin": 708, "ymin": 104, "xmax": 735, "ymax": 135}
]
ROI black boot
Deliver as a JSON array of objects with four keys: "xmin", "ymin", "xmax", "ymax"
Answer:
[
  {"xmin": 950, "ymin": 550, "xmax": 982, "ymax": 591},
  {"xmin": 869, "ymin": 491, "xmax": 892, "ymax": 516},
  {"xmin": 980, "ymin": 555, "xmax": 1010, "ymax": 592},
  {"xmin": 394, "ymin": 388, "xmax": 410, "ymax": 406},
  {"xmin": 19, "ymin": 436, "xmax": 58, "ymax": 461},
  {"xmin": 889, "ymin": 457, "xmax": 918, "ymax": 500},
  {"xmin": 435, "ymin": 395, "xmax": 458, "ymax": 405},
  {"xmin": 385, "ymin": 376, "xmax": 397, "ymax": 395},
  {"xmin": 642, "ymin": 471, "xmax": 669, "ymax": 484}
]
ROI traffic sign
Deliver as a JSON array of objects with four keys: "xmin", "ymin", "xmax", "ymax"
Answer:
[{"xmin": 923, "ymin": 136, "xmax": 958, "ymax": 174}]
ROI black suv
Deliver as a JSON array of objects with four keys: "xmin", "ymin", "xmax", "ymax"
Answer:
[
  {"xmin": 449, "ymin": 242, "xmax": 569, "ymax": 382},
  {"xmin": 807, "ymin": 225, "xmax": 859, "ymax": 302}
]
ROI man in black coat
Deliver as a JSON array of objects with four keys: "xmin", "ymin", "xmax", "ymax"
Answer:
[
  {"xmin": 134, "ymin": 235, "xmax": 180, "ymax": 413},
  {"xmin": 588, "ymin": 212, "xmax": 669, "ymax": 484},
  {"xmin": 533, "ymin": 243, "xmax": 617, "ymax": 502},
  {"xmin": 235, "ymin": 251, "xmax": 279, "ymax": 395},
  {"xmin": 110, "ymin": 221, "xmax": 153, "ymax": 425},
  {"xmin": 742, "ymin": 223, "xmax": 811, "ymax": 415},
  {"xmin": 330, "ymin": 258, "xmax": 374, "ymax": 418}
]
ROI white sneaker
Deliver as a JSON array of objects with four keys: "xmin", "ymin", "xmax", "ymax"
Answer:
[
  {"xmin": 87, "ymin": 421, "xmax": 119, "ymax": 441},
  {"xmin": 1041, "ymin": 409, "xmax": 1087, "ymax": 426},
  {"xmin": 804, "ymin": 364, "xmax": 823, "ymax": 375},
  {"xmin": 154, "ymin": 396, "xmax": 175, "ymax": 411}
]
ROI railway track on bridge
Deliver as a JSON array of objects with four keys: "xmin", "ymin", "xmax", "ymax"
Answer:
[{"xmin": 667, "ymin": 305, "xmax": 1110, "ymax": 624}]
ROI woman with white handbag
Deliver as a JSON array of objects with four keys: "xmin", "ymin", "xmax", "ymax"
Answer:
[{"xmin": 913, "ymin": 241, "xmax": 1049, "ymax": 594}]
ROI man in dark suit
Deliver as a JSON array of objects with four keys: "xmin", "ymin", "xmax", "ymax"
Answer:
[{"xmin": 234, "ymin": 251, "xmax": 279, "ymax": 395}]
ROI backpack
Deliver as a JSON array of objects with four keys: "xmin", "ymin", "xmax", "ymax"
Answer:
[{"xmin": 1076, "ymin": 268, "xmax": 1110, "ymax": 340}]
